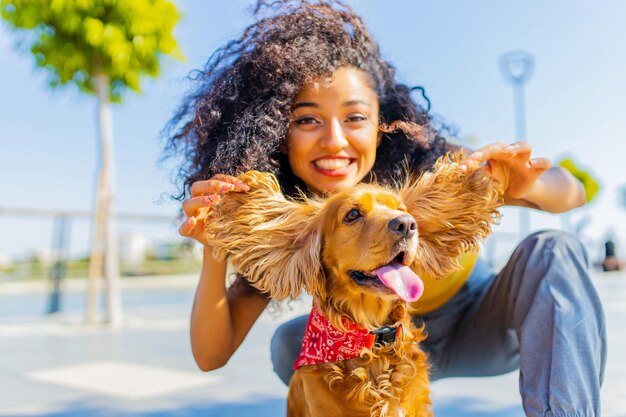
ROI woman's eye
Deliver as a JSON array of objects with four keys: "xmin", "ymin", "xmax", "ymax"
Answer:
[
  {"xmin": 295, "ymin": 116, "xmax": 319, "ymax": 125},
  {"xmin": 343, "ymin": 208, "xmax": 362, "ymax": 224},
  {"xmin": 346, "ymin": 114, "xmax": 366, "ymax": 123}
]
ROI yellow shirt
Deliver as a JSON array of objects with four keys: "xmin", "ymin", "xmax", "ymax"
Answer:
[{"xmin": 411, "ymin": 251, "xmax": 479, "ymax": 314}]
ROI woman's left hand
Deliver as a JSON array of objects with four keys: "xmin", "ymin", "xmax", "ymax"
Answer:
[{"xmin": 460, "ymin": 141, "xmax": 551, "ymax": 199}]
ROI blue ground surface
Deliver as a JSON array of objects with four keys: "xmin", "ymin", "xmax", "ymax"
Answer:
[{"xmin": 1, "ymin": 271, "xmax": 624, "ymax": 417}]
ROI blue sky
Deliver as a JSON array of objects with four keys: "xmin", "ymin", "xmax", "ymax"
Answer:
[{"xmin": 1, "ymin": 0, "xmax": 625, "ymax": 261}]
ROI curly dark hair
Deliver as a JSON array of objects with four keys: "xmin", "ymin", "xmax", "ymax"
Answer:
[{"xmin": 164, "ymin": 0, "xmax": 447, "ymax": 199}]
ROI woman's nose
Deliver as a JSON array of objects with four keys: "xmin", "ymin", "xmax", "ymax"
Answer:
[{"xmin": 320, "ymin": 118, "xmax": 348, "ymax": 151}]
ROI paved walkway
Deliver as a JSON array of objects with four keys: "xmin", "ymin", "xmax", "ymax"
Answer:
[{"xmin": 0, "ymin": 271, "xmax": 625, "ymax": 417}]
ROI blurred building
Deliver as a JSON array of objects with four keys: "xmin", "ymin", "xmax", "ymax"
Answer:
[
  {"xmin": 119, "ymin": 231, "xmax": 150, "ymax": 267},
  {"xmin": 0, "ymin": 253, "xmax": 13, "ymax": 270}
]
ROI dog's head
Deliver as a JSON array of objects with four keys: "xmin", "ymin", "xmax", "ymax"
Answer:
[
  {"xmin": 317, "ymin": 185, "xmax": 423, "ymax": 325},
  {"xmin": 205, "ymin": 153, "xmax": 502, "ymax": 328}
]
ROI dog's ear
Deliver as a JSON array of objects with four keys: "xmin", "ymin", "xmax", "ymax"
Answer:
[
  {"xmin": 204, "ymin": 171, "xmax": 325, "ymax": 301},
  {"xmin": 401, "ymin": 153, "xmax": 503, "ymax": 279}
]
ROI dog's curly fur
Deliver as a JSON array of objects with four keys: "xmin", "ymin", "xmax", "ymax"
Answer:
[{"xmin": 204, "ymin": 152, "xmax": 502, "ymax": 417}]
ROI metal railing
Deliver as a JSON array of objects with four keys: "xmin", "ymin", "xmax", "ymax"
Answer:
[{"xmin": 0, "ymin": 206, "xmax": 175, "ymax": 314}]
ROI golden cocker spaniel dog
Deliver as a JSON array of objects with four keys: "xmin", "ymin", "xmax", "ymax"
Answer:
[{"xmin": 204, "ymin": 153, "xmax": 503, "ymax": 417}]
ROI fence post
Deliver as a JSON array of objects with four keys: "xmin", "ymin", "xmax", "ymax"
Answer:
[{"xmin": 47, "ymin": 216, "xmax": 70, "ymax": 314}]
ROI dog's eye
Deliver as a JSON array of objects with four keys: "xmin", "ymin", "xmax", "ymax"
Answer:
[{"xmin": 343, "ymin": 209, "xmax": 362, "ymax": 224}]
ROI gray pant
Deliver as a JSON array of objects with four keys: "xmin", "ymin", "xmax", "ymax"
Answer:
[{"xmin": 270, "ymin": 230, "xmax": 607, "ymax": 417}]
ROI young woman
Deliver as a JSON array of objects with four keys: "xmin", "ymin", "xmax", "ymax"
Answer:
[{"xmin": 164, "ymin": 2, "xmax": 605, "ymax": 415}]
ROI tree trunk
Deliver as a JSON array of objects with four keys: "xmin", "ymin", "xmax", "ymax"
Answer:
[
  {"xmin": 86, "ymin": 171, "xmax": 105, "ymax": 324},
  {"xmin": 86, "ymin": 70, "xmax": 122, "ymax": 326}
]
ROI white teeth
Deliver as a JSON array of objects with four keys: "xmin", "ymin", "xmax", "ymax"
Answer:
[{"xmin": 314, "ymin": 159, "xmax": 351, "ymax": 170}]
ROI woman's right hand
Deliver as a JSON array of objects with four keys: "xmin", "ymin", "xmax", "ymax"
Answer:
[{"xmin": 178, "ymin": 174, "xmax": 250, "ymax": 246}]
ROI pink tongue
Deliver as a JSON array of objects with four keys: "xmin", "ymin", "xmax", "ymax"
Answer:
[{"xmin": 374, "ymin": 261, "xmax": 424, "ymax": 302}]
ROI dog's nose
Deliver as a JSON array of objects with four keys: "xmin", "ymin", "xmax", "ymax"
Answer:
[{"xmin": 387, "ymin": 215, "xmax": 417, "ymax": 239}]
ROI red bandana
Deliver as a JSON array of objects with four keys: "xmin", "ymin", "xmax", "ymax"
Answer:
[{"xmin": 293, "ymin": 304, "xmax": 376, "ymax": 369}]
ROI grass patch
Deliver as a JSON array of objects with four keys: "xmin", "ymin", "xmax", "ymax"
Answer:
[{"xmin": 1, "ymin": 258, "xmax": 203, "ymax": 281}]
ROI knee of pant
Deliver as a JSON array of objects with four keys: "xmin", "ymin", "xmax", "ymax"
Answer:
[
  {"xmin": 270, "ymin": 319, "xmax": 304, "ymax": 385},
  {"xmin": 270, "ymin": 321, "xmax": 297, "ymax": 363},
  {"xmin": 511, "ymin": 229, "xmax": 592, "ymax": 299},
  {"xmin": 519, "ymin": 229, "xmax": 589, "ymax": 270}
]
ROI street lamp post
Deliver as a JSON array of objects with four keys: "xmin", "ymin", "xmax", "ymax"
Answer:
[{"xmin": 500, "ymin": 50, "xmax": 534, "ymax": 236}]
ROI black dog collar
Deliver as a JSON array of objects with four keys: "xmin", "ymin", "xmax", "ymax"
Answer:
[{"xmin": 369, "ymin": 324, "xmax": 403, "ymax": 348}]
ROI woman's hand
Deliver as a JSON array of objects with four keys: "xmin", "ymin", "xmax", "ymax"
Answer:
[
  {"xmin": 178, "ymin": 174, "xmax": 250, "ymax": 246},
  {"xmin": 460, "ymin": 141, "xmax": 551, "ymax": 200}
]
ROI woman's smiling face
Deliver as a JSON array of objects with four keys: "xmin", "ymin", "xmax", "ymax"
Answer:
[{"xmin": 286, "ymin": 67, "xmax": 380, "ymax": 194}]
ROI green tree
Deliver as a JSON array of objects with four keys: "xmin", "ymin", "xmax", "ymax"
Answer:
[
  {"xmin": 1, "ymin": 0, "xmax": 182, "ymax": 325},
  {"xmin": 557, "ymin": 157, "xmax": 601, "ymax": 203},
  {"xmin": 556, "ymin": 157, "xmax": 601, "ymax": 235}
]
